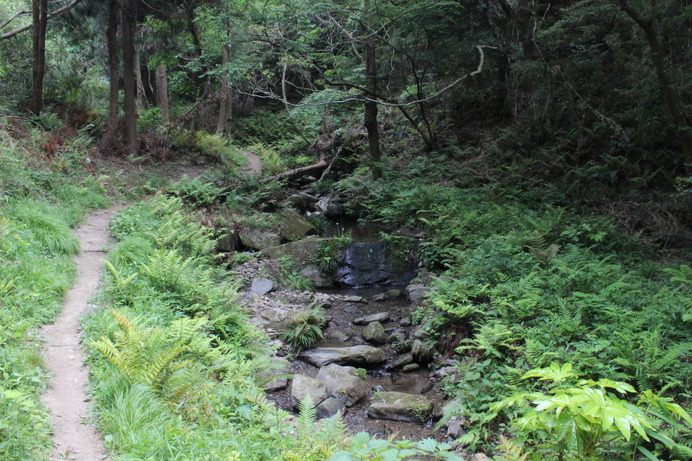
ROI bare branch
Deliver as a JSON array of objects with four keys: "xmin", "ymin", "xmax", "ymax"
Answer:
[
  {"xmin": 0, "ymin": 0, "xmax": 80, "ymax": 40},
  {"xmin": 239, "ymin": 45, "xmax": 496, "ymax": 109}
]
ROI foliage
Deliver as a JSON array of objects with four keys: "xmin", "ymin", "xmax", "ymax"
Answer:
[
  {"xmin": 493, "ymin": 363, "xmax": 692, "ymax": 460},
  {"xmin": 281, "ymin": 304, "xmax": 326, "ymax": 352},
  {"xmin": 330, "ymin": 432, "xmax": 464, "ymax": 461},
  {"xmin": 311, "ymin": 237, "xmax": 351, "ymax": 274}
]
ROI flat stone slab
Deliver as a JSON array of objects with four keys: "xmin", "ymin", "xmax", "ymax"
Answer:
[
  {"xmin": 367, "ymin": 391, "xmax": 433, "ymax": 423},
  {"xmin": 354, "ymin": 312, "xmax": 389, "ymax": 325},
  {"xmin": 298, "ymin": 346, "xmax": 386, "ymax": 367}
]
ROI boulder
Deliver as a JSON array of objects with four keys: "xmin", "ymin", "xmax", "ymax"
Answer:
[
  {"xmin": 367, "ymin": 392, "xmax": 434, "ymax": 423},
  {"xmin": 316, "ymin": 364, "xmax": 367, "ymax": 407},
  {"xmin": 240, "ymin": 230, "xmax": 281, "ymax": 250},
  {"xmin": 446, "ymin": 416, "xmax": 466, "ymax": 439},
  {"xmin": 299, "ymin": 264, "xmax": 334, "ymax": 288},
  {"xmin": 362, "ymin": 321, "xmax": 387, "ymax": 345},
  {"xmin": 406, "ymin": 284, "xmax": 430, "ymax": 303},
  {"xmin": 354, "ymin": 312, "xmax": 389, "ymax": 325},
  {"xmin": 390, "ymin": 353, "xmax": 414, "ymax": 369},
  {"xmin": 250, "ymin": 277, "xmax": 275, "ymax": 296},
  {"xmin": 291, "ymin": 374, "xmax": 328, "ymax": 408},
  {"xmin": 263, "ymin": 357, "xmax": 291, "ymax": 391},
  {"xmin": 316, "ymin": 397, "xmax": 346, "ymax": 420},
  {"xmin": 411, "ymin": 339, "xmax": 434, "ymax": 364},
  {"xmin": 280, "ymin": 209, "xmax": 317, "ymax": 241},
  {"xmin": 298, "ymin": 346, "xmax": 386, "ymax": 367},
  {"xmin": 402, "ymin": 363, "xmax": 420, "ymax": 372},
  {"xmin": 335, "ymin": 242, "xmax": 389, "ymax": 287},
  {"xmin": 262, "ymin": 238, "xmax": 343, "ymax": 270},
  {"xmin": 285, "ymin": 192, "xmax": 318, "ymax": 212}
]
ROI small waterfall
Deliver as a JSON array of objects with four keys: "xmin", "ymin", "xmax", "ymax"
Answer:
[{"xmin": 334, "ymin": 241, "xmax": 390, "ymax": 287}]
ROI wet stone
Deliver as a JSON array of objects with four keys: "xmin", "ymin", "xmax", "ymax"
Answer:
[
  {"xmin": 367, "ymin": 391, "xmax": 434, "ymax": 423},
  {"xmin": 354, "ymin": 312, "xmax": 390, "ymax": 325}
]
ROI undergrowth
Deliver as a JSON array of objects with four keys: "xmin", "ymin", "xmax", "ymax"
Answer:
[
  {"xmin": 344, "ymin": 150, "xmax": 692, "ymax": 458},
  {"xmin": 0, "ymin": 122, "xmax": 113, "ymax": 459}
]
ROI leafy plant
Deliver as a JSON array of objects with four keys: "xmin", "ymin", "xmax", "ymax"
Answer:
[
  {"xmin": 493, "ymin": 363, "xmax": 692, "ymax": 460},
  {"xmin": 330, "ymin": 432, "xmax": 464, "ymax": 460},
  {"xmin": 281, "ymin": 305, "xmax": 327, "ymax": 352}
]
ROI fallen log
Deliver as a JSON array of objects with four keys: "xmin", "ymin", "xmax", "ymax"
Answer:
[{"xmin": 258, "ymin": 156, "xmax": 329, "ymax": 184}]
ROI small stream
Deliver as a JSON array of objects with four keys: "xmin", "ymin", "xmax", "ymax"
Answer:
[{"xmin": 261, "ymin": 222, "xmax": 448, "ymax": 441}]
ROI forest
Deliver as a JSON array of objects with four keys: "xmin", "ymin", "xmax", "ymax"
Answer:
[{"xmin": 0, "ymin": 0, "xmax": 691, "ymax": 460}]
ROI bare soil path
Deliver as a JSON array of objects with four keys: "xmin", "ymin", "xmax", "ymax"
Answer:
[
  {"xmin": 241, "ymin": 150, "xmax": 262, "ymax": 175},
  {"xmin": 41, "ymin": 208, "xmax": 116, "ymax": 461}
]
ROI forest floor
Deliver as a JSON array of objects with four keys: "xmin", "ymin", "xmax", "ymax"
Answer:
[{"xmin": 41, "ymin": 208, "xmax": 116, "ymax": 461}]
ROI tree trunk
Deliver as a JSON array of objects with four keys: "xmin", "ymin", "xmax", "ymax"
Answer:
[
  {"xmin": 363, "ymin": 0, "xmax": 381, "ymax": 165},
  {"xmin": 615, "ymin": 0, "xmax": 692, "ymax": 173},
  {"xmin": 99, "ymin": 0, "xmax": 120, "ymax": 154},
  {"xmin": 134, "ymin": 47, "xmax": 145, "ymax": 109},
  {"xmin": 30, "ymin": 0, "xmax": 47, "ymax": 114},
  {"xmin": 215, "ymin": 40, "xmax": 233, "ymax": 135},
  {"xmin": 155, "ymin": 64, "xmax": 170, "ymax": 125},
  {"xmin": 122, "ymin": 0, "xmax": 137, "ymax": 155}
]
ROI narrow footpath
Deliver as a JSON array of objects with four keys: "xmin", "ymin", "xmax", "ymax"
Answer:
[{"xmin": 41, "ymin": 208, "xmax": 115, "ymax": 461}]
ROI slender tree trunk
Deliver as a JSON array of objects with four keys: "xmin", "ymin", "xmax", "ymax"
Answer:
[
  {"xmin": 122, "ymin": 0, "xmax": 137, "ymax": 155},
  {"xmin": 30, "ymin": 0, "xmax": 47, "ymax": 114},
  {"xmin": 216, "ymin": 40, "xmax": 232, "ymax": 135},
  {"xmin": 363, "ymin": 0, "xmax": 381, "ymax": 165},
  {"xmin": 615, "ymin": 0, "xmax": 692, "ymax": 173},
  {"xmin": 155, "ymin": 64, "xmax": 170, "ymax": 125},
  {"xmin": 134, "ymin": 46, "xmax": 145, "ymax": 109},
  {"xmin": 99, "ymin": 0, "xmax": 120, "ymax": 154}
]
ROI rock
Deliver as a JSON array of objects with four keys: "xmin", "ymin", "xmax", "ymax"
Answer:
[
  {"xmin": 285, "ymin": 192, "xmax": 318, "ymax": 212},
  {"xmin": 354, "ymin": 312, "xmax": 389, "ymax": 325},
  {"xmin": 446, "ymin": 416, "xmax": 466, "ymax": 439},
  {"xmin": 343, "ymin": 295, "xmax": 367, "ymax": 304},
  {"xmin": 250, "ymin": 277, "xmax": 275, "ymax": 296},
  {"xmin": 411, "ymin": 340, "xmax": 434, "ymax": 364},
  {"xmin": 299, "ymin": 264, "xmax": 334, "ymax": 288},
  {"xmin": 362, "ymin": 321, "xmax": 388, "ymax": 345},
  {"xmin": 390, "ymin": 354, "xmax": 414, "ymax": 369},
  {"xmin": 402, "ymin": 363, "xmax": 420, "ymax": 372},
  {"xmin": 344, "ymin": 306, "xmax": 359, "ymax": 315},
  {"xmin": 240, "ymin": 230, "xmax": 281, "ymax": 250},
  {"xmin": 335, "ymin": 242, "xmax": 389, "ymax": 287},
  {"xmin": 406, "ymin": 284, "xmax": 430, "ymax": 303},
  {"xmin": 316, "ymin": 397, "xmax": 345, "ymax": 420},
  {"xmin": 367, "ymin": 392, "xmax": 434, "ymax": 423},
  {"xmin": 262, "ymin": 238, "xmax": 344, "ymax": 270},
  {"xmin": 399, "ymin": 317, "xmax": 412, "ymax": 327},
  {"xmin": 291, "ymin": 375, "xmax": 328, "ymax": 408},
  {"xmin": 217, "ymin": 221, "xmax": 240, "ymax": 253},
  {"xmin": 264, "ymin": 357, "xmax": 291, "ymax": 391},
  {"xmin": 298, "ymin": 346, "xmax": 386, "ymax": 367},
  {"xmin": 327, "ymin": 330, "xmax": 352, "ymax": 342},
  {"xmin": 314, "ymin": 197, "xmax": 344, "ymax": 218},
  {"xmin": 431, "ymin": 366, "xmax": 457, "ymax": 380},
  {"xmin": 280, "ymin": 209, "xmax": 317, "ymax": 241},
  {"xmin": 260, "ymin": 307, "xmax": 289, "ymax": 324},
  {"xmin": 370, "ymin": 290, "xmax": 402, "ymax": 302},
  {"xmin": 316, "ymin": 364, "xmax": 367, "ymax": 407},
  {"xmin": 470, "ymin": 454, "xmax": 489, "ymax": 461},
  {"xmin": 313, "ymin": 293, "xmax": 333, "ymax": 308}
]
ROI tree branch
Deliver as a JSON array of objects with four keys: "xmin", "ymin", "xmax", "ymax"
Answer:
[{"xmin": 0, "ymin": 0, "xmax": 80, "ymax": 40}]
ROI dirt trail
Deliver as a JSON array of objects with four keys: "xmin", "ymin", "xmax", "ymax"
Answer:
[
  {"xmin": 241, "ymin": 150, "xmax": 262, "ymax": 175},
  {"xmin": 41, "ymin": 208, "xmax": 116, "ymax": 461}
]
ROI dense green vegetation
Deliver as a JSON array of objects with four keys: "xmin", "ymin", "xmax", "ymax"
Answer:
[{"xmin": 1, "ymin": 0, "xmax": 691, "ymax": 459}]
